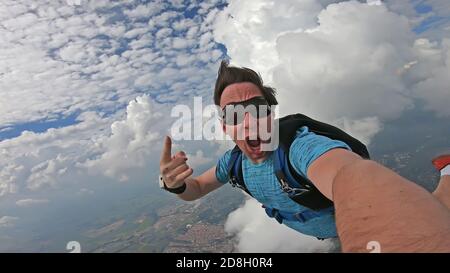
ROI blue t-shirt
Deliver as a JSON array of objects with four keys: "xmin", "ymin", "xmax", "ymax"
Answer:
[{"xmin": 215, "ymin": 126, "xmax": 351, "ymax": 239}]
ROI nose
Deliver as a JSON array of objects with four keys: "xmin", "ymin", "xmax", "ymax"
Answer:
[{"xmin": 243, "ymin": 112, "xmax": 259, "ymax": 131}]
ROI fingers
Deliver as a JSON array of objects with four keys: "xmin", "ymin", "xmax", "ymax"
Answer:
[
  {"xmin": 166, "ymin": 163, "xmax": 189, "ymax": 179},
  {"xmin": 160, "ymin": 136, "xmax": 172, "ymax": 164},
  {"xmin": 175, "ymin": 167, "xmax": 193, "ymax": 183},
  {"xmin": 164, "ymin": 163, "xmax": 193, "ymax": 188},
  {"xmin": 174, "ymin": 150, "xmax": 186, "ymax": 158},
  {"xmin": 161, "ymin": 157, "xmax": 187, "ymax": 174}
]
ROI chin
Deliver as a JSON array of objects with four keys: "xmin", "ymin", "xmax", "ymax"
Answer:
[{"xmin": 244, "ymin": 150, "xmax": 269, "ymax": 163}]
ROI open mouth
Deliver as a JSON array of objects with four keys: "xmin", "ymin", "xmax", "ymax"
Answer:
[
  {"xmin": 246, "ymin": 137, "xmax": 261, "ymax": 148},
  {"xmin": 245, "ymin": 135, "xmax": 272, "ymax": 148}
]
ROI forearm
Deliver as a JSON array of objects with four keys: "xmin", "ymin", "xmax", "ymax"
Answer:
[
  {"xmin": 433, "ymin": 176, "xmax": 450, "ymax": 210},
  {"xmin": 175, "ymin": 177, "xmax": 205, "ymax": 201},
  {"xmin": 333, "ymin": 159, "xmax": 450, "ymax": 252}
]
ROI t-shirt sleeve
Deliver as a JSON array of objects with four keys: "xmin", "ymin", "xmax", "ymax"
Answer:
[
  {"xmin": 215, "ymin": 149, "xmax": 233, "ymax": 184},
  {"xmin": 289, "ymin": 126, "xmax": 351, "ymax": 179}
]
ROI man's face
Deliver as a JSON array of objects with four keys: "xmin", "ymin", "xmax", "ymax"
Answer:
[{"xmin": 220, "ymin": 83, "xmax": 273, "ymax": 164}]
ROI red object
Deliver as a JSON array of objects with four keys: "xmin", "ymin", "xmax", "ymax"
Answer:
[{"xmin": 432, "ymin": 154, "xmax": 450, "ymax": 171}]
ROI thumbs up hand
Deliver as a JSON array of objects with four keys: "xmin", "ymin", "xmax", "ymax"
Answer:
[{"xmin": 159, "ymin": 136, "xmax": 193, "ymax": 189}]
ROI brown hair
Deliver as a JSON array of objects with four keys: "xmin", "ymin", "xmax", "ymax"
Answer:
[{"xmin": 213, "ymin": 59, "xmax": 278, "ymax": 106}]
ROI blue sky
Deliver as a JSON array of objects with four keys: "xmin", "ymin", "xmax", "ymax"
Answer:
[{"xmin": 413, "ymin": 0, "xmax": 449, "ymax": 33}]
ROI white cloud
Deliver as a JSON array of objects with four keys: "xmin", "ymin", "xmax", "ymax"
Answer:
[
  {"xmin": 411, "ymin": 38, "xmax": 450, "ymax": 117},
  {"xmin": 0, "ymin": 216, "xmax": 19, "ymax": 228},
  {"xmin": 152, "ymin": 10, "xmax": 180, "ymax": 27},
  {"xmin": 175, "ymin": 53, "xmax": 196, "ymax": 67},
  {"xmin": 0, "ymin": 0, "xmax": 227, "ymax": 200},
  {"xmin": 186, "ymin": 25, "xmax": 199, "ymax": 39},
  {"xmin": 332, "ymin": 117, "xmax": 382, "ymax": 146},
  {"xmin": 27, "ymin": 155, "xmax": 71, "ymax": 190},
  {"xmin": 225, "ymin": 199, "xmax": 336, "ymax": 252},
  {"xmin": 213, "ymin": 0, "xmax": 330, "ymax": 79},
  {"xmin": 172, "ymin": 37, "xmax": 195, "ymax": 49},
  {"xmin": 0, "ymin": 164, "xmax": 23, "ymax": 196},
  {"xmin": 214, "ymin": 0, "xmax": 450, "ymax": 137},
  {"xmin": 0, "ymin": 111, "xmax": 112, "ymax": 196},
  {"xmin": 172, "ymin": 18, "xmax": 196, "ymax": 32},
  {"xmin": 0, "ymin": 94, "xmax": 181, "ymax": 195},
  {"xmin": 16, "ymin": 199, "xmax": 50, "ymax": 207},
  {"xmin": 124, "ymin": 2, "xmax": 167, "ymax": 19},
  {"xmin": 0, "ymin": 0, "xmax": 224, "ymax": 128},
  {"xmin": 77, "ymin": 188, "xmax": 94, "ymax": 196},
  {"xmin": 185, "ymin": 150, "xmax": 214, "ymax": 170},
  {"xmin": 156, "ymin": 27, "xmax": 174, "ymax": 39},
  {"xmin": 170, "ymin": 0, "xmax": 186, "ymax": 9},
  {"xmin": 124, "ymin": 27, "xmax": 149, "ymax": 39},
  {"xmin": 81, "ymin": 95, "xmax": 162, "ymax": 179}
]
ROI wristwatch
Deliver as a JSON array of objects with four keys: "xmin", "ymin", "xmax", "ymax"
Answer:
[{"xmin": 159, "ymin": 175, "xmax": 186, "ymax": 194}]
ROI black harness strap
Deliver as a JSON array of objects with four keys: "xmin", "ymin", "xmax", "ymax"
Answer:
[{"xmin": 227, "ymin": 146, "xmax": 252, "ymax": 196}]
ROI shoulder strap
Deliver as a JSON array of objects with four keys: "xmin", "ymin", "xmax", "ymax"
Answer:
[
  {"xmin": 274, "ymin": 146, "xmax": 333, "ymax": 210},
  {"xmin": 278, "ymin": 113, "xmax": 370, "ymax": 159},
  {"xmin": 227, "ymin": 146, "xmax": 252, "ymax": 196}
]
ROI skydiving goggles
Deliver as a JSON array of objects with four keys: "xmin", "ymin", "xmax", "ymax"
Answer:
[{"xmin": 220, "ymin": 96, "xmax": 272, "ymax": 126}]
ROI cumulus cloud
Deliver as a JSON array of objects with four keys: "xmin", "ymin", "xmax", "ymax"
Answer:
[
  {"xmin": 0, "ymin": 164, "xmax": 23, "ymax": 196},
  {"xmin": 0, "ymin": 91, "xmax": 219, "ymax": 197},
  {"xmin": 185, "ymin": 150, "xmax": 214, "ymax": 170},
  {"xmin": 225, "ymin": 199, "xmax": 336, "ymax": 252},
  {"xmin": 124, "ymin": 2, "xmax": 166, "ymax": 19},
  {"xmin": 0, "ymin": 111, "xmax": 111, "ymax": 196},
  {"xmin": 0, "ymin": 0, "xmax": 228, "ymax": 199},
  {"xmin": 214, "ymin": 0, "xmax": 450, "ymax": 140},
  {"xmin": 333, "ymin": 116, "xmax": 383, "ymax": 146},
  {"xmin": 0, "ymin": 94, "xmax": 175, "ymax": 195},
  {"xmin": 410, "ymin": 38, "xmax": 450, "ymax": 117},
  {"xmin": 214, "ymin": 0, "xmax": 450, "ymax": 253},
  {"xmin": 81, "ymin": 95, "xmax": 163, "ymax": 180},
  {"xmin": 0, "ymin": 216, "xmax": 19, "ymax": 228},
  {"xmin": 16, "ymin": 199, "xmax": 50, "ymax": 207},
  {"xmin": 0, "ymin": 0, "xmax": 224, "ymax": 127},
  {"xmin": 77, "ymin": 188, "xmax": 94, "ymax": 196}
]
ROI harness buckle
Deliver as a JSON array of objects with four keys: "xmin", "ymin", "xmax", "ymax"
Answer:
[
  {"xmin": 229, "ymin": 176, "xmax": 237, "ymax": 187},
  {"xmin": 272, "ymin": 209, "xmax": 283, "ymax": 224},
  {"xmin": 281, "ymin": 179, "xmax": 310, "ymax": 197},
  {"xmin": 276, "ymin": 159, "xmax": 314, "ymax": 199},
  {"xmin": 293, "ymin": 212, "xmax": 307, "ymax": 223},
  {"xmin": 230, "ymin": 176, "xmax": 248, "ymax": 192}
]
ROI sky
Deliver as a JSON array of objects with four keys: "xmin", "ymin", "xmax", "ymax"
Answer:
[{"xmin": 0, "ymin": 0, "xmax": 449, "ymax": 252}]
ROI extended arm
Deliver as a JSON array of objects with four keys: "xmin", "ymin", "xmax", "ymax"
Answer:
[{"xmin": 308, "ymin": 148, "xmax": 450, "ymax": 252}]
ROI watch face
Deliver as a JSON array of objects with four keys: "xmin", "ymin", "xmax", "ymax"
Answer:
[{"xmin": 159, "ymin": 175, "xmax": 165, "ymax": 189}]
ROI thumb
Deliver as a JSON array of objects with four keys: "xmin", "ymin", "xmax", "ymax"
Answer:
[{"xmin": 160, "ymin": 136, "xmax": 172, "ymax": 164}]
